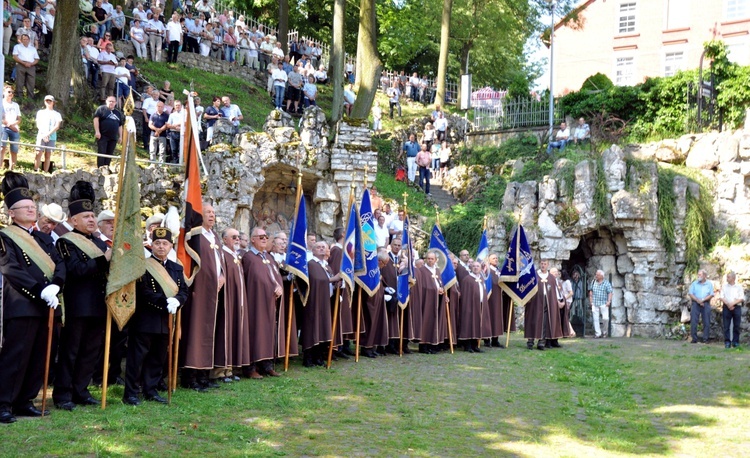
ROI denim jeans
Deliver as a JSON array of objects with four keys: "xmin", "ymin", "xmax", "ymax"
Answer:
[
  {"xmin": 418, "ymin": 166, "xmax": 430, "ymax": 194},
  {"xmin": 547, "ymin": 140, "xmax": 567, "ymax": 154},
  {"xmin": 691, "ymin": 301, "xmax": 711, "ymax": 342},
  {"xmin": 224, "ymin": 46, "xmax": 235, "ymax": 62},
  {"xmin": 722, "ymin": 305, "xmax": 741, "ymax": 345},
  {"xmin": 274, "ymin": 85, "xmax": 285, "ymax": 108}
]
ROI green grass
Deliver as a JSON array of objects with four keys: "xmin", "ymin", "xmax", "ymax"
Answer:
[{"xmin": 1, "ymin": 337, "xmax": 748, "ymax": 456}]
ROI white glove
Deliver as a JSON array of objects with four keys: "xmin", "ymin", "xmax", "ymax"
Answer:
[
  {"xmin": 40, "ymin": 284, "xmax": 60, "ymax": 304},
  {"xmin": 166, "ymin": 297, "xmax": 180, "ymax": 314},
  {"xmin": 384, "ymin": 294, "xmax": 393, "ymax": 302},
  {"xmin": 47, "ymin": 296, "xmax": 59, "ymax": 310},
  {"xmin": 385, "ymin": 287, "xmax": 396, "ymax": 295}
]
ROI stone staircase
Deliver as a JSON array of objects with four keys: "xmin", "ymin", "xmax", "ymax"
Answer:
[{"xmin": 428, "ymin": 175, "xmax": 458, "ymax": 210}]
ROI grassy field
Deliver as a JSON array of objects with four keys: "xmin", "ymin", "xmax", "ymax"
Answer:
[{"xmin": 1, "ymin": 336, "xmax": 747, "ymax": 457}]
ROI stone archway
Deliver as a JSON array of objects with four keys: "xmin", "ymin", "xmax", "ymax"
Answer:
[{"xmin": 561, "ymin": 227, "xmax": 629, "ymax": 337}]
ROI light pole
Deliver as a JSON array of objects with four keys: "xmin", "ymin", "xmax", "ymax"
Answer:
[{"xmin": 548, "ymin": 0, "xmax": 555, "ymax": 137}]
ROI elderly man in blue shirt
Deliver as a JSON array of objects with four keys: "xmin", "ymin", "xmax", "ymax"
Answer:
[{"xmin": 688, "ymin": 269, "xmax": 714, "ymax": 344}]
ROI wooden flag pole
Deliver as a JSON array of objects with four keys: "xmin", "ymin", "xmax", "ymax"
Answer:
[
  {"xmin": 399, "ymin": 191, "xmax": 408, "ymax": 357},
  {"xmin": 40, "ymin": 307, "xmax": 54, "ymax": 417},
  {"xmin": 399, "ymin": 307, "xmax": 405, "ymax": 357},
  {"xmin": 445, "ymin": 295, "xmax": 454, "ymax": 354},
  {"xmin": 171, "ymin": 309, "xmax": 182, "ymax": 392},
  {"xmin": 506, "ymin": 301, "xmax": 514, "ymax": 348},
  {"xmin": 284, "ymin": 281, "xmax": 295, "ymax": 371},
  {"xmin": 326, "ymin": 285, "xmax": 341, "ymax": 369},
  {"xmin": 355, "ymin": 287, "xmax": 362, "ymax": 362},
  {"xmin": 167, "ymin": 315, "xmax": 174, "ymax": 404},
  {"xmin": 101, "ymin": 312, "xmax": 112, "ymax": 409}
]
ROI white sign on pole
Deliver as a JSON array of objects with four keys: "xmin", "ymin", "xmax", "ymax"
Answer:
[{"xmin": 460, "ymin": 74, "xmax": 472, "ymax": 110}]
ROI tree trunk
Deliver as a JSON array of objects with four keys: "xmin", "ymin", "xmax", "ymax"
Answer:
[
  {"xmin": 329, "ymin": 0, "xmax": 346, "ymax": 122},
  {"xmin": 435, "ymin": 0, "xmax": 453, "ymax": 107},
  {"xmin": 278, "ymin": 0, "xmax": 289, "ymax": 54},
  {"xmin": 350, "ymin": 0, "xmax": 380, "ymax": 119},
  {"xmin": 46, "ymin": 0, "xmax": 80, "ymax": 116},
  {"xmin": 164, "ymin": 0, "xmax": 173, "ymax": 19}
]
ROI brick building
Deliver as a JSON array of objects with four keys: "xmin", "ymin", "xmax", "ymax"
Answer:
[{"xmin": 552, "ymin": 0, "xmax": 750, "ymax": 94}]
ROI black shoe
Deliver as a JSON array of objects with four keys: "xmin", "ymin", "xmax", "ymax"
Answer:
[
  {"xmin": 55, "ymin": 401, "xmax": 76, "ymax": 411},
  {"xmin": 75, "ymin": 397, "xmax": 100, "ymax": 406},
  {"xmin": 527, "ymin": 340, "xmax": 534, "ymax": 350},
  {"xmin": 691, "ymin": 340, "xmax": 698, "ymax": 344},
  {"xmin": 122, "ymin": 396, "xmax": 141, "ymax": 406},
  {"xmin": 362, "ymin": 348, "xmax": 377, "ymax": 358},
  {"xmin": 156, "ymin": 380, "xmax": 168, "ymax": 391},
  {"xmin": 144, "ymin": 394, "xmax": 168, "ymax": 404},
  {"xmin": 491, "ymin": 339, "xmax": 503, "ymax": 348},
  {"xmin": 550, "ymin": 340, "xmax": 562, "ymax": 348},
  {"xmin": 186, "ymin": 382, "xmax": 208, "ymax": 392},
  {"xmin": 537, "ymin": 342, "xmax": 546, "ymax": 351},
  {"xmin": 732, "ymin": 343, "xmax": 739, "ymax": 348},
  {"xmin": 303, "ymin": 359, "xmax": 316, "ymax": 368},
  {"xmin": 14, "ymin": 405, "xmax": 48, "ymax": 417},
  {"xmin": 342, "ymin": 346, "xmax": 356, "ymax": 356},
  {"xmin": 0, "ymin": 411, "xmax": 17, "ymax": 424},
  {"xmin": 483, "ymin": 339, "xmax": 491, "ymax": 347},
  {"xmin": 725, "ymin": 343, "xmax": 731, "ymax": 348},
  {"xmin": 402, "ymin": 345, "xmax": 412, "ymax": 354},
  {"xmin": 202, "ymin": 380, "xmax": 220, "ymax": 389},
  {"xmin": 385, "ymin": 344, "xmax": 399, "ymax": 355},
  {"xmin": 334, "ymin": 350, "xmax": 350, "ymax": 360},
  {"xmin": 472, "ymin": 347, "xmax": 483, "ymax": 353}
]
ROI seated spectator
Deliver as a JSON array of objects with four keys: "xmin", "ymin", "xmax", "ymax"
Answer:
[
  {"xmin": 302, "ymin": 75, "xmax": 317, "ymax": 108},
  {"xmin": 159, "ymin": 80, "xmax": 173, "ymax": 103},
  {"xmin": 314, "ymin": 65, "xmax": 328, "ymax": 84},
  {"xmin": 343, "ymin": 84, "xmax": 355, "ymax": 117},
  {"xmin": 547, "ymin": 122, "xmax": 570, "ymax": 154},
  {"xmin": 573, "ymin": 117, "xmax": 590, "ymax": 144}
]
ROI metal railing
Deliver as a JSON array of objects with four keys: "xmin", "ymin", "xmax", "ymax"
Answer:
[
  {"xmin": 379, "ymin": 71, "xmax": 459, "ymax": 105},
  {"xmin": 2, "ymin": 140, "xmax": 184, "ymax": 171},
  {"xmin": 472, "ymin": 96, "xmax": 564, "ymax": 131}
]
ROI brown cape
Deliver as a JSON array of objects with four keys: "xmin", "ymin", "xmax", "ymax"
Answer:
[
  {"xmin": 380, "ymin": 254, "xmax": 400, "ymax": 340},
  {"xmin": 329, "ymin": 245, "xmax": 354, "ymax": 336},
  {"xmin": 524, "ymin": 271, "xmax": 564, "ymax": 340},
  {"xmin": 183, "ymin": 230, "xmax": 224, "ymax": 370},
  {"xmin": 417, "ymin": 265, "xmax": 443, "ymax": 345},
  {"xmin": 458, "ymin": 274, "xmax": 492, "ymax": 339},
  {"xmin": 456, "ymin": 263, "xmax": 471, "ymax": 283},
  {"xmin": 488, "ymin": 267, "xmax": 505, "ymax": 337},
  {"xmin": 301, "ymin": 260, "xmax": 334, "ymax": 350},
  {"xmin": 221, "ymin": 246, "xmax": 250, "ymax": 368},
  {"xmin": 243, "ymin": 249, "xmax": 298, "ymax": 363},
  {"xmin": 361, "ymin": 278, "xmax": 388, "ymax": 348},
  {"xmin": 441, "ymin": 283, "xmax": 459, "ymax": 344}
]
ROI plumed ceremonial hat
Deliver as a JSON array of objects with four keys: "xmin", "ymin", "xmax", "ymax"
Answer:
[
  {"xmin": 151, "ymin": 227, "xmax": 173, "ymax": 243},
  {"xmin": 68, "ymin": 181, "xmax": 96, "ymax": 216},
  {"xmin": 1, "ymin": 171, "xmax": 33, "ymax": 209}
]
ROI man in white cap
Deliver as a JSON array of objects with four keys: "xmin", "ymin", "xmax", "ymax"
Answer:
[
  {"xmin": 34, "ymin": 95, "xmax": 62, "ymax": 173},
  {"xmin": 143, "ymin": 212, "xmax": 165, "ymax": 254},
  {"xmin": 35, "ymin": 202, "xmax": 67, "ymax": 241},
  {"xmin": 95, "ymin": 210, "xmax": 115, "ymax": 247}
]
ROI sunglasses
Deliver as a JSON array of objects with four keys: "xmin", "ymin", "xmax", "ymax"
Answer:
[{"xmin": 253, "ymin": 235, "xmax": 269, "ymax": 240}]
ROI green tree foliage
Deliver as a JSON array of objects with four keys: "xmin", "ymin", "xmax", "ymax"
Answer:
[{"xmin": 580, "ymin": 73, "xmax": 613, "ymax": 91}]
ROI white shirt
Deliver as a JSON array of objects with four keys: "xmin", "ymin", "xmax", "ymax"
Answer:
[
  {"xmin": 142, "ymin": 96, "xmax": 157, "ymax": 116},
  {"xmin": 167, "ymin": 110, "xmax": 185, "ymax": 131},
  {"xmin": 271, "ymin": 68, "xmax": 287, "ymax": 87},
  {"xmin": 312, "ymin": 256, "xmax": 333, "ymax": 297},
  {"xmin": 722, "ymin": 282, "xmax": 745, "ymax": 304},
  {"xmin": 35, "ymin": 108, "xmax": 62, "ymax": 140},
  {"xmin": 13, "ymin": 42, "xmax": 39, "ymax": 64},
  {"xmin": 388, "ymin": 218, "xmax": 403, "ymax": 234},
  {"xmin": 131, "ymin": 26, "xmax": 145, "ymax": 43},
  {"xmin": 3, "ymin": 101, "xmax": 21, "ymax": 125},
  {"xmin": 221, "ymin": 104, "xmax": 242, "ymax": 126},
  {"xmin": 425, "ymin": 264, "xmax": 441, "ymax": 289},
  {"xmin": 134, "ymin": 9, "xmax": 149, "ymax": 22},
  {"xmin": 98, "ymin": 50, "xmax": 117, "ymax": 74},
  {"xmin": 166, "ymin": 20, "xmax": 183, "ymax": 41},
  {"xmin": 115, "ymin": 66, "xmax": 130, "ymax": 84},
  {"xmin": 149, "ymin": 19, "xmax": 165, "ymax": 36},
  {"xmin": 374, "ymin": 223, "xmax": 389, "ymax": 248},
  {"xmin": 469, "ymin": 272, "xmax": 485, "ymax": 302}
]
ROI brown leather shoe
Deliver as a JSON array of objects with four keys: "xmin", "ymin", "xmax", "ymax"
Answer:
[
  {"xmin": 249, "ymin": 369, "xmax": 263, "ymax": 380},
  {"xmin": 266, "ymin": 369, "xmax": 281, "ymax": 377}
]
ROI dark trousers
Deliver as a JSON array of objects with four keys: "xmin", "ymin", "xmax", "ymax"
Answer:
[
  {"xmin": 168, "ymin": 131, "xmax": 180, "ymax": 163},
  {"xmin": 92, "ymin": 324, "xmax": 128, "ymax": 384},
  {"xmin": 185, "ymin": 36, "xmax": 199, "ymax": 53},
  {"xmin": 389, "ymin": 101, "xmax": 401, "ymax": 118},
  {"xmin": 97, "ymin": 136, "xmax": 118, "ymax": 167},
  {"xmin": 167, "ymin": 40, "xmax": 180, "ymax": 63},
  {"xmin": 690, "ymin": 301, "xmax": 711, "ymax": 342},
  {"xmin": 418, "ymin": 166, "xmax": 430, "ymax": 194},
  {"xmin": 0, "ymin": 317, "xmax": 48, "ymax": 412},
  {"xmin": 722, "ymin": 306, "xmax": 742, "ymax": 345},
  {"xmin": 53, "ymin": 317, "xmax": 106, "ymax": 404},
  {"xmin": 124, "ymin": 332, "xmax": 168, "ymax": 398}
]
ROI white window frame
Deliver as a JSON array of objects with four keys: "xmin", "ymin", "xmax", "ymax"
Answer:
[
  {"xmin": 663, "ymin": 49, "xmax": 685, "ymax": 77},
  {"xmin": 664, "ymin": 0, "xmax": 690, "ymax": 30},
  {"xmin": 725, "ymin": 0, "xmax": 750, "ymax": 21},
  {"xmin": 617, "ymin": 2, "xmax": 637, "ymax": 35},
  {"xmin": 614, "ymin": 55, "xmax": 635, "ymax": 86},
  {"xmin": 724, "ymin": 36, "xmax": 750, "ymax": 65}
]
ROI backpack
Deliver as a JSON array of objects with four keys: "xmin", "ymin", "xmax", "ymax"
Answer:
[{"xmin": 395, "ymin": 166, "xmax": 406, "ymax": 182}]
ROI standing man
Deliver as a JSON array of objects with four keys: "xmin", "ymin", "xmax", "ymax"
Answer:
[
  {"xmin": 1, "ymin": 86, "xmax": 22, "ymax": 170},
  {"xmin": 301, "ymin": 241, "xmax": 336, "ymax": 367},
  {"xmin": 54, "ymin": 181, "xmax": 111, "ymax": 410},
  {"xmin": 165, "ymin": 99, "xmax": 184, "ymax": 164},
  {"xmin": 146, "ymin": 11, "xmax": 165, "ymax": 62},
  {"xmin": 122, "ymin": 227, "xmax": 188, "ymax": 405},
  {"xmin": 721, "ymin": 272, "xmax": 745, "ymax": 348},
  {"xmin": 34, "ymin": 95, "xmax": 62, "ymax": 173},
  {"xmin": 93, "ymin": 96, "xmax": 124, "ymax": 168},
  {"xmin": 456, "ymin": 250, "xmax": 471, "ymax": 283},
  {"xmin": 359, "ymin": 252, "xmax": 389, "ymax": 358},
  {"xmin": 688, "ymin": 269, "xmax": 714, "ymax": 344},
  {"xmin": 0, "ymin": 172, "xmax": 65, "ymax": 424},
  {"xmin": 458, "ymin": 261, "xmax": 491, "ymax": 352},
  {"xmin": 387, "ymin": 209, "xmax": 404, "ymax": 244},
  {"xmin": 242, "ymin": 227, "xmax": 296, "ymax": 378},
  {"xmin": 400, "ymin": 134, "xmax": 420, "ymax": 184},
  {"xmin": 588, "ymin": 269, "xmax": 613, "ymax": 339},
  {"xmin": 220, "ymin": 96, "xmax": 243, "ymax": 135},
  {"xmin": 416, "ymin": 143, "xmax": 431, "ymax": 195},
  {"xmin": 166, "ymin": 12, "xmax": 182, "ymax": 64},
  {"xmin": 328, "ymin": 227, "xmax": 354, "ymax": 357},
  {"xmin": 148, "ymin": 101, "xmax": 169, "ymax": 163},
  {"xmin": 387, "ymin": 80, "xmax": 401, "ymax": 119},
  {"xmin": 381, "ymin": 237, "xmax": 402, "ymax": 354},
  {"xmin": 180, "ymin": 202, "xmax": 224, "ymax": 391},
  {"xmin": 12, "ymin": 33, "xmax": 39, "ymax": 99},
  {"xmin": 96, "ymin": 42, "xmax": 118, "ymax": 102},
  {"xmin": 525, "ymin": 259, "xmax": 563, "ymax": 350},
  {"xmin": 141, "ymin": 88, "xmax": 159, "ymax": 150},
  {"xmin": 485, "ymin": 253, "xmax": 505, "ymax": 347},
  {"xmin": 416, "ymin": 250, "xmax": 444, "ymax": 354}
]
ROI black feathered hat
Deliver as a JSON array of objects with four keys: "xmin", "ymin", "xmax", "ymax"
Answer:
[
  {"xmin": 68, "ymin": 180, "xmax": 96, "ymax": 216},
  {"xmin": 1, "ymin": 171, "xmax": 33, "ymax": 209},
  {"xmin": 151, "ymin": 227, "xmax": 173, "ymax": 243}
]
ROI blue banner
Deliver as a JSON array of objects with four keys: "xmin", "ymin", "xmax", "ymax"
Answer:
[
  {"xmin": 286, "ymin": 191, "xmax": 309, "ymax": 304},
  {"xmin": 341, "ymin": 196, "xmax": 365, "ymax": 303},
  {"xmin": 498, "ymin": 224, "xmax": 537, "ymax": 306},
  {"xmin": 428, "ymin": 224, "xmax": 457, "ymax": 290},
  {"xmin": 397, "ymin": 215, "xmax": 414, "ymax": 310},
  {"xmin": 477, "ymin": 229, "xmax": 493, "ymax": 296},
  {"xmin": 355, "ymin": 188, "xmax": 381, "ymax": 296}
]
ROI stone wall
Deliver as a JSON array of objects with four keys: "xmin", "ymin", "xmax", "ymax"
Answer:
[{"xmin": 444, "ymin": 128, "xmax": 750, "ymax": 340}]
